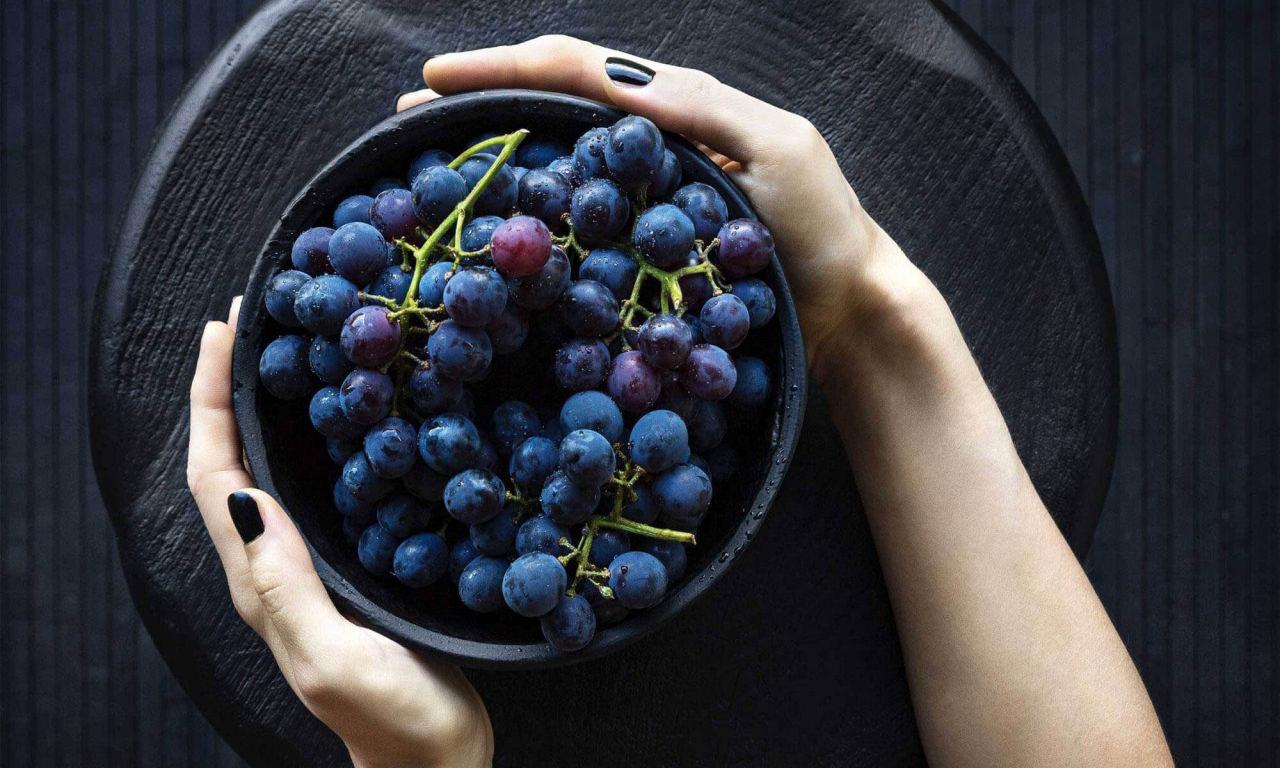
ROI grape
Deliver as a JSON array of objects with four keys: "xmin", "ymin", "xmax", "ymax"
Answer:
[
  {"xmin": 291, "ymin": 226, "xmax": 335, "ymax": 275},
  {"xmin": 637, "ymin": 314, "xmax": 694, "ymax": 370},
  {"xmin": 607, "ymin": 551, "xmax": 668, "ymax": 609},
  {"xmin": 569, "ymin": 178, "xmax": 629, "ymax": 242},
  {"xmin": 516, "ymin": 515, "xmax": 570, "ymax": 556},
  {"xmin": 628, "ymin": 410, "xmax": 690, "ymax": 473},
  {"xmin": 448, "ymin": 538, "xmax": 481, "ymax": 584},
  {"xmin": 339, "ymin": 368, "xmax": 393, "ymax": 425},
  {"xmin": 679, "ymin": 344, "xmax": 738, "ymax": 401},
  {"xmin": 572, "ymin": 126, "xmax": 609, "ymax": 181},
  {"xmin": 705, "ymin": 442, "xmax": 739, "ymax": 483},
  {"xmin": 580, "ymin": 578, "xmax": 630, "ymax": 625},
  {"xmin": 687, "ymin": 453, "xmax": 711, "ymax": 476},
  {"xmin": 502, "ymin": 552, "xmax": 567, "ymax": 617},
  {"xmin": 369, "ymin": 188, "xmax": 421, "ymax": 243},
  {"xmin": 465, "ymin": 504, "xmax": 515, "ymax": 556},
  {"xmin": 458, "ymin": 153, "xmax": 517, "ymax": 216},
  {"xmin": 408, "ymin": 359, "xmax": 463, "ymax": 414},
  {"xmin": 334, "ymin": 478, "xmax": 372, "ymax": 519},
  {"xmin": 334, "ymin": 194, "xmax": 374, "ymax": 227},
  {"xmin": 579, "ymin": 248, "xmax": 638, "ymax": 301},
  {"xmin": 376, "ymin": 493, "xmax": 432, "ymax": 538},
  {"xmin": 606, "ymin": 350, "xmax": 662, "ymax": 412},
  {"xmin": 491, "ymin": 216, "xmax": 552, "ymax": 277},
  {"xmin": 357, "ymin": 523, "xmax": 400, "ymax": 574},
  {"xmin": 671, "ymin": 183, "xmax": 729, "ymax": 243},
  {"xmin": 443, "ymin": 468, "xmax": 505, "ymax": 524},
  {"xmin": 293, "ymin": 274, "xmax": 361, "ymax": 336},
  {"xmin": 605, "ymin": 115, "xmax": 664, "ymax": 191},
  {"xmin": 540, "ymin": 594, "xmax": 596, "ymax": 652},
  {"xmin": 635, "ymin": 538, "xmax": 688, "ymax": 582},
  {"xmin": 545, "ymin": 156, "xmax": 581, "ymax": 186},
  {"xmin": 517, "ymin": 170, "xmax": 572, "ymax": 231},
  {"xmin": 715, "ymin": 219, "xmax": 774, "ymax": 278},
  {"xmin": 633, "ymin": 204, "xmax": 695, "ymax": 270},
  {"xmin": 685, "ymin": 398, "xmax": 727, "ymax": 453},
  {"xmin": 553, "ymin": 337, "xmax": 610, "ymax": 391},
  {"xmin": 588, "ymin": 529, "xmax": 630, "ymax": 567},
  {"xmin": 699, "ymin": 293, "xmax": 750, "ymax": 350},
  {"xmin": 539, "ymin": 470, "xmax": 600, "ymax": 526},
  {"xmin": 407, "ymin": 148, "xmax": 454, "ymax": 184},
  {"xmin": 684, "ymin": 314, "xmax": 705, "ymax": 345},
  {"xmin": 727, "ymin": 356, "xmax": 771, "ymax": 409},
  {"xmin": 559, "ymin": 429, "xmax": 616, "ymax": 487},
  {"xmin": 492, "ymin": 401, "xmax": 539, "ymax": 455},
  {"xmin": 370, "ymin": 177, "xmax": 403, "ymax": 195},
  {"xmin": 364, "ymin": 416, "xmax": 417, "ymax": 478},
  {"xmin": 427, "ymin": 320, "xmax": 493, "ymax": 382},
  {"xmin": 326, "ymin": 436, "xmax": 360, "ymax": 465},
  {"xmin": 392, "ymin": 532, "xmax": 449, "ymax": 587},
  {"xmin": 648, "ymin": 149, "xmax": 682, "ymax": 198},
  {"xmin": 559, "ymin": 391, "xmax": 624, "ymax": 443},
  {"xmin": 329, "ymin": 222, "xmax": 388, "ymax": 285},
  {"xmin": 458, "ymin": 556, "xmax": 508, "ymax": 613},
  {"xmin": 507, "ymin": 245, "xmax": 571, "ymax": 310},
  {"xmin": 265, "ymin": 270, "xmax": 309, "ymax": 327},
  {"xmin": 342, "ymin": 451, "xmax": 394, "ymax": 504},
  {"xmin": 509, "ymin": 436, "xmax": 559, "ymax": 491},
  {"xmin": 515, "ymin": 138, "xmax": 568, "ymax": 168},
  {"xmin": 729, "ymin": 278, "xmax": 776, "ymax": 328},
  {"xmin": 418, "ymin": 261, "xmax": 456, "ymax": 307},
  {"xmin": 653, "ymin": 463, "xmax": 712, "ymax": 528},
  {"xmin": 454, "ymin": 388, "xmax": 477, "ymax": 420},
  {"xmin": 364, "ymin": 264, "xmax": 412, "ymax": 304},
  {"xmin": 485, "ymin": 302, "xmax": 530, "ymax": 354},
  {"xmin": 340, "ymin": 305, "xmax": 401, "ymax": 368},
  {"xmin": 309, "ymin": 386, "xmax": 364, "ymax": 439},
  {"xmin": 476, "ymin": 433, "xmax": 500, "ymax": 474},
  {"xmin": 403, "ymin": 459, "xmax": 450, "ymax": 502},
  {"xmin": 622, "ymin": 483, "xmax": 658, "ymax": 524},
  {"xmin": 461, "ymin": 215, "xmax": 504, "ymax": 253},
  {"xmin": 677, "ymin": 254, "xmax": 714, "ymax": 313},
  {"xmin": 258, "ymin": 335, "xmax": 314, "ymax": 400},
  {"xmin": 412, "ymin": 165, "xmax": 469, "ymax": 226},
  {"xmin": 443, "ymin": 266, "xmax": 508, "ymax": 327},
  {"xmin": 559, "ymin": 279, "xmax": 619, "ymax": 337},
  {"xmin": 417, "ymin": 413, "xmax": 483, "ymax": 474}
]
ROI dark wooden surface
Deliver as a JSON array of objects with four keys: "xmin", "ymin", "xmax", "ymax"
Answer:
[{"xmin": 0, "ymin": 2, "xmax": 1274, "ymax": 768}]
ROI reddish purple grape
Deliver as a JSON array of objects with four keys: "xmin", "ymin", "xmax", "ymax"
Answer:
[
  {"xmin": 340, "ymin": 305, "xmax": 402, "ymax": 368},
  {"xmin": 714, "ymin": 219, "xmax": 774, "ymax": 278},
  {"xmin": 606, "ymin": 351, "xmax": 662, "ymax": 412},
  {"xmin": 554, "ymin": 337, "xmax": 610, "ymax": 391},
  {"xmin": 679, "ymin": 344, "xmax": 738, "ymax": 401},
  {"xmin": 369, "ymin": 188, "xmax": 422, "ymax": 244},
  {"xmin": 491, "ymin": 215, "xmax": 552, "ymax": 277}
]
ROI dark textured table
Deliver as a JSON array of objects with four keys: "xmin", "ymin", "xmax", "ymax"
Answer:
[{"xmin": 88, "ymin": 0, "xmax": 1115, "ymax": 765}]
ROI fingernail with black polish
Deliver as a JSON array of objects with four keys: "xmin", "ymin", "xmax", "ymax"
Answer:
[
  {"xmin": 605, "ymin": 56, "xmax": 654, "ymax": 87},
  {"xmin": 228, "ymin": 491, "xmax": 264, "ymax": 544}
]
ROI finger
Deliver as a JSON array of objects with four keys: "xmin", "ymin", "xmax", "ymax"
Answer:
[
  {"xmin": 397, "ymin": 88, "xmax": 441, "ymax": 113},
  {"xmin": 424, "ymin": 36, "xmax": 792, "ymax": 162},
  {"xmin": 228, "ymin": 295, "xmax": 242, "ymax": 332}
]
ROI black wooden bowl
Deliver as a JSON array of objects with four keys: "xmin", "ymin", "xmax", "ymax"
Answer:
[{"xmin": 231, "ymin": 89, "xmax": 807, "ymax": 669}]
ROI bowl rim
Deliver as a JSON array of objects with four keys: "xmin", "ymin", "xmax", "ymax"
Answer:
[{"xmin": 232, "ymin": 88, "xmax": 808, "ymax": 669}]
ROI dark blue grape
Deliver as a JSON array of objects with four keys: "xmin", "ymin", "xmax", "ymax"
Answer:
[
  {"xmin": 516, "ymin": 515, "xmax": 570, "ymax": 556},
  {"xmin": 334, "ymin": 194, "xmax": 373, "ymax": 227},
  {"xmin": 540, "ymin": 414, "xmax": 565, "ymax": 444},
  {"xmin": 579, "ymin": 248, "xmax": 638, "ymax": 301},
  {"xmin": 635, "ymin": 538, "xmax": 688, "ymax": 582},
  {"xmin": 265, "ymin": 269, "xmax": 309, "ymax": 327},
  {"xmin": 454, "ymin": 388, "xmax": 477, "ymax": 420},
  {"xmin": 370, "ymin": 177, "xmax": 403, "ymax": 195},
  {"xmin": 506, "ymin": 245, "xmax": 571, "ymax": 310},
  {"xmin": 364, "ymin": 264, "xmax": 412, "ymax": 304},
  {"xmin": 605, "ymin": 115, "xmax": 664, "ymax": 191},
  {"xmin": 418, "ymin": 413, "xmax": 483, "ymax": 474},
  {"xmin": 492, "ymin": 401, "xmax": 539, "ymax": 455},
  {"xmin": 458, "ymin": 556, "xmax": 508, "ymax": 613},
  {"xmin": 291, "ymin": 226, "xmax": 334, "ymax": 275},
  {"xmin": 559, "ymin": 391, "xmax": 624, "ymax": 443},
  {"xmin": 293, "ymin": 274, "xmax": 361, "ymax": 336},
  {"xmin": 637, "ymin": 314, "xmax": 694, "ymax": 370},
  {"xmin": 412, "ymin": 165, "xmax": 469, "ymax": 227},
  {"xmin": 545, "ymin": 156, "xmax": 581, "ymax": 186},
  {"xmin": 403, "ymin": 459, "xmax": 450, "ymax": 502},
  {"xmin": 559, "ymin": 279, "xmax": 619, "ymax": 337},
  {"xmin": 470, "ymin": 504, "xmax": 519, "ymax": 556},
  {"xmin": 502, "ymin": 552, "xmax": 567, "ymax": 617},
  {"xmin": 329, "ymin": 222, "xmax": 388, "ymax": 285},
  {"xmin": 443, "ymin": 469, "xmax": 505, "ymax": 524},
  {"xmin": 648, "ymin": 149, "xmax": 682, "ymax": 198},
  {"xmin": 727, "ymin": 356, "xmax": 771, "ymax": 408},
  {"xmin": 340, "ymin": 305, "xmax": 401, "ymax": 368},
  {"xmin": 715, "ymin": 219, "xmax": 774, "ymax": 278},
  {"xmin": 553, "ymin": 337, "xmax": 610, "ymax": 391},
  {"xmin": 444, "ymin": 266, "xmax": 509, "ymax": 328},
  {"xmin": 680, "ymin": 344, "xmax": 738, "ymax": 400},
  {"xmin": 516, "ymin": 138, "xmax": 568, "ymax": 168},
  {"xmin": 606, "ymin": 350, "xmax": 662, "ymax": 412},
  {"xmin": 357, "ymin": 523, "xmax": 400, "ymax": 574},
  {"xmin": 580, "ymin": 578, "xmax": 629, "ymax": 625},
  {"xmin": 539, "ymin": 470, "xmax": 600, "ymax": 526},
  {"xmin": 634, "ymin": 204, "xmax": 695, "ymax": 270},
  {"xmin": 671, "ymin": 183, "xmax": 729, "ymax": 243},
  {"xmin": 509, "ymin": 436, "xmax": 559, "ymax": 491},
  {"xmin": 449, "ymin": 538, "xmax": 481, "ymax": 583},
  {"xmin": 540, "ymin": 594, "xmax": 596, "ymax": 651},
  {"xmin": 622, "ymin": 483, "xmax": 658, "ymax": 524},
  {"xmin": 364, "ymin": 416, "xmax": 417, "ymax": 478},
  {"xmin": 392, "ymin": 532, "xmax": 449, "ymax": 587},
  {"xmin": 485, "ymin": 302, "xmax": 530, "ymax": 354},
  {"xmin": 342, "ymin": 451, "xmax": 394, "ymax": 504},
  {"xmin": 685, "ymin": 398, "xmax": 727, "ymax": 453},
  {"xmin": 458, "ymin": 153, "xmax": 517, "ymax": 216},
  {"xmin": 407, "ymin": 148, "xmax": 454, "ymax": 185},
  {"xmin": 258, "ymin": 335, "xmax": 313, "ymax": 400},
  {"xmin": 418, "ymin": 261, "xmax": 456, "ymax": 307},
  {"xmin": 653, "ymin": 463, "xmax": 712, "ymax": 528},
  {"xmin": 376, "ymin": 493, "xmax": 432, "ymax": 538},
  {"xmin": 699, "ymin": 294, "xmax": 750, "ymax": 350},
  {"xmin": 569, "ymin": 178, "xmax": 629, "ymax": 242},
  {"xmin": 677, "ymin": 254, "xmax": 713, "ymax": 313},
  {"xmin": 607, "ymin": 550, "xmax": 668, "ymax": 608},
  {"xmin": 334, "ymin": 478, "xmax": 372, "ymax": 519},
  {"xmin": 309, "ymin": 386, "xmax": 364, "ymax": 439},
  {"xmin": 730, "ymin": 278, "xmax": 776, "ymax": 328},
  {"xmin": 628, "ymin": 410, "xmax": 690, "ymax": 473},
  {"xmin": 588, "ymin": 528, "xmax": 630, "ymax": 567},
  {"xmin": 327, "ymin": 436, "xmax": 360, "ymax": 465},
  {"xmin": 339, "ymin": 368, "xmax": 393, "ymax": 425},
  {"xmin": 476, "ymin": 437, "xmax": 500, "ymax": 473},
  {"xmin": 559, "ymin": 429, "xmax": 616, "ymax": 487},
  {"xmin": 705, "ymin": 442, "xmax": 739, "ymax": 483},
  {"xmin": 369, "ymin": 188, "xmax": 421, "ymax": 243},
  {"xmin": 518, "ymin": 169, "xmax": 572, "ymax": 231},
  {"xmin": 461, "ymin": 215, "xmax": 504, "ymax": 252},
  {"xmin": 427, "ymin": 320, "xmax": 492, "ymax": 382},
  {"xmin": 409, "ymin": 360, "xmax": 463, "ymax": 414},
  {"xmin": 572, "ymin": 127, "xmax": 609, "ymax": 181}
]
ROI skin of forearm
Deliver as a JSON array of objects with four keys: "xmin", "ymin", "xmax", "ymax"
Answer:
[{"xmin": 812, "ymin": 236, "xmax": 1171, "ymax": 767}]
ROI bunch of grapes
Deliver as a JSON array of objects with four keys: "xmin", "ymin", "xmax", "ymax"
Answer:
[{"xmin": 257, "ymin": 115, "xmax": 778, "ymax": 652}]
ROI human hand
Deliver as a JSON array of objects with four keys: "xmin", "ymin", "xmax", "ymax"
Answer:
[
  {"xmin": 398, "ymin": 35, "xmax": 924, "ymax": 376},
  {"xmin": 186, "ymin": 298, "xmax": 492, "ymax": 768}
]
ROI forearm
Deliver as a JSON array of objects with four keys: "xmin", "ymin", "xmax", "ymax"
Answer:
[{"xmin": 815, "ymin": 232, "xmax": 1169, "ymax": 766}]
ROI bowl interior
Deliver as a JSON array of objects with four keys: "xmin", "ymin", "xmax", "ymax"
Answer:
[{"xmin": 233, "ymin": 90, "xmax": 807, "ymax": 668}]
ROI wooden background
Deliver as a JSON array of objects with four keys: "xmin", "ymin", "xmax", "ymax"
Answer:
[{"xmin": 0, "ymin": 0, "xmax": 1275, "ymax": 765}]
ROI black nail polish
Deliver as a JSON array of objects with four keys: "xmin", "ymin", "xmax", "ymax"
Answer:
[
  {"xmin": 605, "ymin": 56, "xmax": 654, "ymax": 87},
  {"xmin": 227, "ymin": 491, "xmax": 264, "ymax": 544}
]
